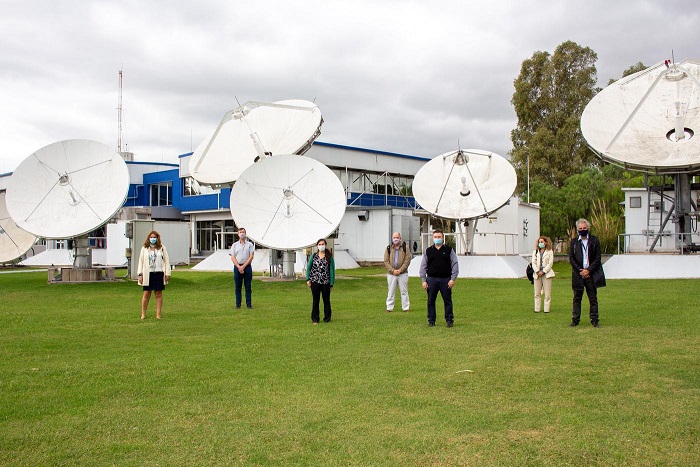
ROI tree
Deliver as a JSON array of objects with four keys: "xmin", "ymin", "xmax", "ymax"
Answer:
[{"xmin": 510, "ymin": 41, "xmax": 599, "ymax": 190}]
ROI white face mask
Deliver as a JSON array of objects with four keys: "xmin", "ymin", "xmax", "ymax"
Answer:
[{"xmin": 318, "ymin": 245, "xmax": 326, "ymax": 252}]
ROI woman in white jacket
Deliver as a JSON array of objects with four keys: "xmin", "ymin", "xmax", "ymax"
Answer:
[
  {"xmin": 137, "ymin": 230, "xmax": 171, "ymax": 319},
  {"xmin": 532, "ymin": 236, "xmax": 555, "ymax": 313}
]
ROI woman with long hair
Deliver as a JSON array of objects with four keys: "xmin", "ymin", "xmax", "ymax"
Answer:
[
  {"xmin": 532, "ymin": 236, "xmax": 555, "ymax": 313},
  {"xmin": 137, "ymin": 230, "xmax": 171, "ymax": 319},
  {"xmin": 306, "ymin": 238, "xmax": 335, "ymax": 324}
]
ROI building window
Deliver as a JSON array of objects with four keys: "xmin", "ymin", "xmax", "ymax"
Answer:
[
  {"xmin": 183, "ymin": 177, "xmax": 217, "ymax": 196},
  {"xmin": 195, "ymin": 220, "xmax": 238, "ymax": 252},
  {"xmin": 150, "ymin": 182, "xmax": 172, "ymax": 206},
  {"xmin": 196, "ymin": 221, "xmax": 220, "ymax": 252},
  {"xmin": 629, "ymin": 196, "xmax": 642, "ymax": 208}
]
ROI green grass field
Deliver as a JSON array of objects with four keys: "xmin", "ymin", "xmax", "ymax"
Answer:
[{"xmin": 1, "ymin": 263, "xmax": 698, "ymax": 466}]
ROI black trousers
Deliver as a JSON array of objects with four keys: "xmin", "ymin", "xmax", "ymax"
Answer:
[
  {"xmin": 572, "ymin": 278, "xmax": 598, "ymax": 324},
  {"xmin": 426, "ymin": 276, "xmax": 454, "ymax": 324},
  {"xmin": 310, "ymin": 282, "xmax": 332, "ymax": 323}
]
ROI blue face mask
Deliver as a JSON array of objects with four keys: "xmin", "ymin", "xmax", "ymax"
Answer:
[
  {"xmin": 433, "ymin": 238, "xmax": 443, "ymax": 246},
  {"xmin": 578, "ymin": 230, "xmax": 588, "ymax": 238},
  {"xmin": 149, "ymin": 237, "xmax": 157, "ymax": 245},
  {"xmin": 538, "ymin": 242, "xmax": 545, "ymax": 249}
]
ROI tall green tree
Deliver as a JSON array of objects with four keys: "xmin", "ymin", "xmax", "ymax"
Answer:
[{"xmin": 510, "ymin": 41, "xmax": 599, "ymax": 190}]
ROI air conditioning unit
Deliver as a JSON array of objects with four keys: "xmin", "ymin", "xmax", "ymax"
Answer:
[{"xmin": 358, "ymin": 210, "xmax": 369, "ymax": 221}]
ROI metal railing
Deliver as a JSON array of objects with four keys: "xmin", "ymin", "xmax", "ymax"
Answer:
[
  {"xmin": 617, "ymin": 232, "xmax": 700, "ymax": 255},
  {"xmin": 420, "ymin": 232, "xmax": 519, "ymax": 256}
]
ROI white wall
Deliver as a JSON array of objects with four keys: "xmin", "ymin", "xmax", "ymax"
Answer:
[
  {"xmin": 622, "ymin": 187, "xmax": 700, "ymax": 253},
  {"xmin": 336, "ymin": 208, "xmax": 421, "ymax": 262},
  {"xmin": 471, "ymin": 197, "xmax": 540, "ymax": 255},
  {"xmin": 106, "ymin": 222, "xmax": 129, "ymax": 266},
  {"xmin": 129, "ymin": 220, "xmax": 191, "ymax": 279},
  {"xmin": 306, "ymin": 143, "xmax": 427, "ymax": 176}
]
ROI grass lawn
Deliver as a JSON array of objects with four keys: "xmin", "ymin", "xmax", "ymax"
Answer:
[{"xmin": 0, "ymin": 263, "xmax": 698, "ymax": 466}]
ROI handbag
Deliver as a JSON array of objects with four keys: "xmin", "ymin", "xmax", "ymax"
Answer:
[{"xmin": 526, "ymin": 263, "xmax": 534, "ymax": 284}]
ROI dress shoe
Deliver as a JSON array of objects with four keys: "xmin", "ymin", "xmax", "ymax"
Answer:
[
  {"xmin": 569, "ymin": 322, "xmax": 579, "ymax": 327},
  {"xmin": 592, "ymin": 322, "xmax": 600, "ymax": 328},
  {"xmin": 446, "ymin": 321, "xmax": 454, "ymax": 328},
  {"xmin": 428, "ymin": 322, "xmax": 435, "ymax": 327}
]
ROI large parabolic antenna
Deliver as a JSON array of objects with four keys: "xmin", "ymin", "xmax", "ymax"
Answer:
[
  {"xmin": 412, "ymin": 149, "xmax": 517, "ymax": 219},
  {"xmin": 230, "ymin": 155, "xmax": 346, "ymax": 250},
  {"xmin": 0, "ymin": 191, "xmax": 37, "ymax": 262},
  {"xmin": 189, "ymin": 99, "xmax": 323, "ymax": 186},
  {"xmin": 581, "ymin": 59, "xmax": 700, "ymax": 173},
  {"xmin": 5, "ymin": 139, "xmax": 130, "ymax": 239}
]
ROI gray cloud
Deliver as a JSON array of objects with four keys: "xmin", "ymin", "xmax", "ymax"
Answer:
[{"xmin": 1, "ymin": 0, "xmax": 698, "ymax": 173}]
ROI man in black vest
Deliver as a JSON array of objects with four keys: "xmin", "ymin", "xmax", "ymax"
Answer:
[
  {"xmin": 419, "ymin": 230, "xmax": 459, "ymax": 327},
  {"xmin": 569, "ymin": 218, "xmax": 606, "ymax": 327}
]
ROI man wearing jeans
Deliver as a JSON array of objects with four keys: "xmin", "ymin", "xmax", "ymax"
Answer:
[
  {"xmin": 229, "ymin": 227, "xmax": 255, "ymax": 309},
  {"xmin": 419, "ymin": 230, "xmax": 459, "ymax": 327}
]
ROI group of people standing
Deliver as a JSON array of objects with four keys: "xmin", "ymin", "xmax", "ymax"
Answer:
[{"xmin": 137, "ymin": 219, "xmax": 604, "ymax": 328}]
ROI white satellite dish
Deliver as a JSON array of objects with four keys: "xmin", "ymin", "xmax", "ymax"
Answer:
[
  {"xmin": 0, "ymin": 191, "xmax": 37, "ymax": 262},
  {"xmin": 230, "ymin": 154, "xmax": 346, "ymax": 250},
  {"xmin": 5, "ymin": 139, "xmax": 130, "ymax": 239},
  {"xmin": 412, "ymin": 149, "xmax": 517, "ymax": 219},
  {"xmin": 189, "ymin": 99, "xmax": 323, "ymax": 186},
  {"xmin": 581, "ymin": 59, "xmax": 700, "ymax": 173}
]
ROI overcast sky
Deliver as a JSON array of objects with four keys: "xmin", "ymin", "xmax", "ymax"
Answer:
[{"xmin": 1, "ymin": 0, "xmax": 698, "ymax": 173}]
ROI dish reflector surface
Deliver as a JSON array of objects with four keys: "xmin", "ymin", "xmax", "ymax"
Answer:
[
  {"xmin": 5, "ymin": 140, "xmax": 130, "ymax": 239},
  {"xmin": 230, "ymin": 155, "xmax": 346, "ymax": 250},
  {"xmin": 189, "ymin": 99, "xmax": 323, "ymax": 186},
  {"xmin": 0, "ymin": 191, "xmax": 37, "ymax": 262},
  {"xmin": 412, "ymin": 149, "xmax": 517, "ymax": 219},
  {"xmin": 581, "ymin": 59, "xmax": 700, "ymax": 173}
]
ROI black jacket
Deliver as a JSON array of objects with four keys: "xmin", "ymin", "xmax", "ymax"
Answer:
[{"xmin": 569, "ymin": 235, "xmax": 606, "ymax": 290}]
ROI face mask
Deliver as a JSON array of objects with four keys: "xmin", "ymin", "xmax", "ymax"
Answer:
[
  {"xmin": 149, "ymin": 237, "xmax": 157, "ymax": 245},
  {"xmin": 318, "ymin": 245, "xmax": 326, "ymax": 252},
  {"xmin": 578, "ymin": 230, "xmax": 588, "ymax": 238},
  {"xmin": 239, "ymin": 233, "xmax": 246, "ymax": 239},
  {"xmin": 433, "ymin": 238, "xmax": 443, "ymax": 246},
  {"xmin": 538, "ymin": 242, "xmax": 545, "ymax": 249},
  {"xmin": 392, "ymin": 238, "xmax": 401, "ymax": 245}
]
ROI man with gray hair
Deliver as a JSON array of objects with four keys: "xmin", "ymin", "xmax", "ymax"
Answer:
[
  {"xmin": 384, "ymin": 232, "xmax": 412, "ymax": 312},
  {"xmin": 568, "ymin": 218, "xmax": 606, "ymax": 327}
]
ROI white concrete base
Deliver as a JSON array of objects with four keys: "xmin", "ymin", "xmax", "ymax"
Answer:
[
  {"xmin": 408, "ymin": 255, "xmax": 529, "ymax": 279},
  {"xmin": 192, "ymin": 249, "xmax": 303, "ymax": 273},
  {"xmin": 193, "ymin": 248, "xmax": 360, "ymax": 273},
  {"xmin": 20, "ymin": 249, "xmax": 111, "ymax": 267},
  {"xmin": 603, "ymin": 254, "xmax": 700, "ymax": 279},
  {"xmin": 333, "ymin": 250, "xmax": 360, "ymax": 269}
]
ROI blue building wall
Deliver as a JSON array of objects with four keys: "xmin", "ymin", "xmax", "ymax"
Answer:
[{"xmin": 126, "ymin": 150, "xmax": 417, "ymax": 212}]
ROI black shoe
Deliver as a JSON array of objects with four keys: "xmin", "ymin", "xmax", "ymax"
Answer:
[
  {"xmin": 428, "ymin": 322, "xmax": 435, "ymax": 327},
  {"xmin": 235, "ymin": 306, "xmax": 241, "ymax": 309},
  {"xmin": 592, "ymin": 322, "xmax": 600, "ymax": 328},
  {"xmin": 446, "ymin": 321, "xmax": 454, "ymax": 328},
  {"xmin": 569, "ymin": 321, "xmax": 579, "ymax": 327},
  {"xmin": 247, "ymin": 305, "xmax": 253, "ymax": 309}
]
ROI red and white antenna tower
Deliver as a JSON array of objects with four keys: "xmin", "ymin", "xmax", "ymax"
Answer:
[{"xmin": 117, "ymin": 69, "xmax": 123, "ymax": 153}]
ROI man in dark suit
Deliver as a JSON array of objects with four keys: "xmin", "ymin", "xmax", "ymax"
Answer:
[{"xmin": 569, "ymin": 218, "xmax": 606, "ymax": 328}]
